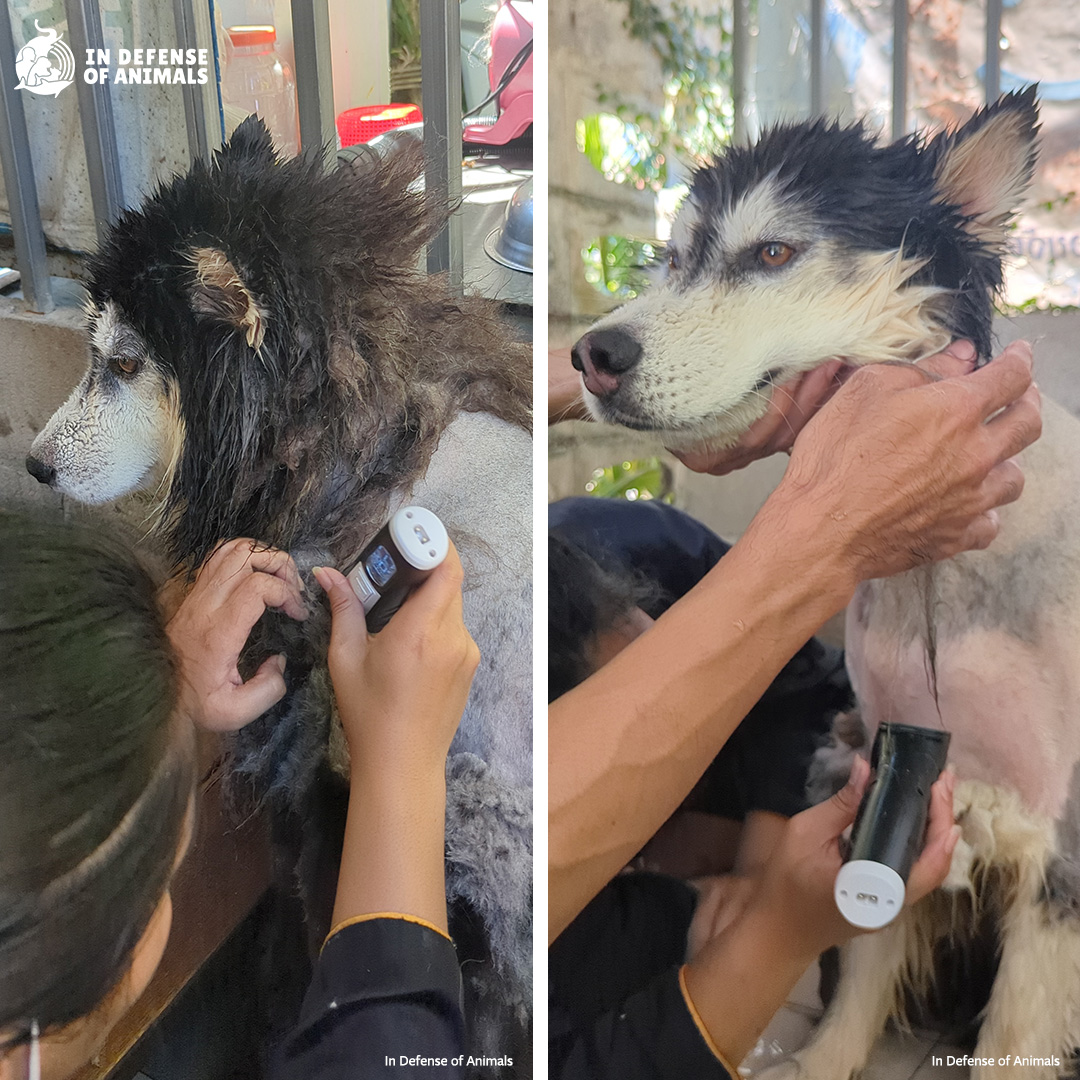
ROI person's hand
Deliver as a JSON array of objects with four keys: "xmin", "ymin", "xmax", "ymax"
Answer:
[
  {"xmin": 312, "ymin": 543, "xmax": 480, "ymax": 784},
  {"xmin": 549, "ymin": 346, "xmax": 592, "ymax": 424},
  {"xmin": 680, "ymin": 759, "xmax": 958, "ymax": 1064},
  {"xmin": 166, "ymin": 539, "xmax": 308, "ymax": 731},
  {"xmin": 671, "ymin": 340, "xmax": 982, "ymax": 475},
  {"xmin": 671, "ymin": 358, "xmax": 856, "ymax": 475},
  {"xmin": 757, "ymin": 339, "xmax": 1040, "ymax": 587},
  {"xmin": 752, "ymin": 757, "xmax": 959, "ymax": 957}
]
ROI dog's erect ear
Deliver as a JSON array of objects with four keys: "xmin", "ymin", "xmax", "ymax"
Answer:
[
  {"xmin": 188, "ymin": 247, "xmax": 266, "ymax": 350},
  {"xmin": 217, "ymin": 115, "xmax": 278, "ymax": 166},
  {"xmin": 933, "ymin": 85, "xmax": 1039, "ymax": 248}
]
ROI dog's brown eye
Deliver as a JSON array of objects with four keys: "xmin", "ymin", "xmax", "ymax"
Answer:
[
  {"xmin": 667, "ymin": 250, "xmax": 679, "ymax": 271},
  {"xmin": 113, "ymin": 355, "xmax": 140, "ymax": 376},
  {"xmin": 759, "ymin": 242, "xmax": 795, "ymax": 268}
]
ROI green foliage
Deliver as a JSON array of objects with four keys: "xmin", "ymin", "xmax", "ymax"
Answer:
[
  {"xmin": 996, "ymin": 295, "xmax": 1078, "ymax": 316},
  {"xmin": 390, "ymin": 0, "xmax": 420, "ymax": 61},
  {"xmin": 577, "ymin": 0, "xmax": 734, "ymax": 192},
  {"xmin": 583, "ymin": 235, "xmax": 657, "ymax": 299},
  {"xmin": 577, "ymin": 114, "xmax": 668, "ymax": 189},
  {"xmin": 585, "ymin": 457, "xmax": 674, "ymax": 502}
]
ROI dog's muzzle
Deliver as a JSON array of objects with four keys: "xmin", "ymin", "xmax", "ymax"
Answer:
[
  {"xmin": 571, "ymin": 328, "xmax": 642, "ymax": 398},
  {"xmin": 25, "ymin": 455, "xmax": 56, "ymax": 487}
]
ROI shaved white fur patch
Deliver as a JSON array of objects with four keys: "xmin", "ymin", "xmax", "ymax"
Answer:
[{"xmin": 586, "ymin": 243, "xmax": 950, "ymax": 449}]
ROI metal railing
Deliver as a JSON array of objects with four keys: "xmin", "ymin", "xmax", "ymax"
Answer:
[
  {"xmin": 733, "ymin": 0, "xmax": 1007, "ymax": 144},
  {"xmin": 0, "ymin": 0, "xmax": 466, "ymax": 316}
]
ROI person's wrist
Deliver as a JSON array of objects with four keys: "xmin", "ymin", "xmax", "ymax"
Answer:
[
  {"xmin": 348, "ymin": 743, "xmax": 449, "ymax": 796},
  {"xmin": 745, "ymin": 480, "xmax": 860, "ymax": 608},
  {"xmin": 738, "ymin": 889, "xmax": 825, "ymax": 970}
]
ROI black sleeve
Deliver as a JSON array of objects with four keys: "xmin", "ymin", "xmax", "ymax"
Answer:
[
  {"xmin": 550, "ymin": 875, "xmax": 737, "ymax": 1080},
  {"xmin": 270, "ymin": 917, "xmax": 466, "ymax": 1079},
  {"xmin": 550, "ymin": 966, "xmax": 737, "ymax": 1080}
]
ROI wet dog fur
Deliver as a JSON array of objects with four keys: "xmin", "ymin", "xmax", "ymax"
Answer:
[{"xmin": 573, "ymin": 89, "xmax": 1036, "ymax": 446}]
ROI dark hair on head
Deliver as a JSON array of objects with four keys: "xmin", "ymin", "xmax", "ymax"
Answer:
[
  {"xmin": 0, "ymin": 509, "xmax": 196, "ymax": 1046},
  {"xmin": 548, "ymin": 533, "xmax": 665, "ymax": 702}
]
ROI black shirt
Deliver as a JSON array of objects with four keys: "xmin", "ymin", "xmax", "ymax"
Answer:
[
  {"xmin": 271, "ymin": 915, "xmax": 466, "ymax": 1078},
  {"xmin": 549, "ymin": 874, "xmax": 737, "ymax": 1080}
]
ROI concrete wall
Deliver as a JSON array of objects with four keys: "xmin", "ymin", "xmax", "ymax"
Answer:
[
  {"xmin": 548, "ymin": 0, "xmax": 659, "ymax": 345},
  {"xmin": 0, "ymin": 290, "xmax": 87, "ymax": 511}
]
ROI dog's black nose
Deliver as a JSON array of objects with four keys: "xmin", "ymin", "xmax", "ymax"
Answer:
[
  {"xmin": 584, "ymin": 328, "xmax": 643, "ymax": 375},
  {"xmin": 26, "ymin": 455, "xmax": 56, "ymax": 486},
  {"xmin": 572, "ymin": 329, "xmax": 643, "ymax": 397}
]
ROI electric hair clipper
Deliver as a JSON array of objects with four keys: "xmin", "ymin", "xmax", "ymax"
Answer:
[
  {"xmin": 345, "ymin": 506, "xmax": 449, "ymax": 633},
  {"xmin": 835, "ymin": 722, "xmax": 951, "ymax": 929}
]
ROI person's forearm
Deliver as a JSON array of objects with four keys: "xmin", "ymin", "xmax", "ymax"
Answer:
[
  {"xmin": 548, "ymin": 492, "xmax": 856, "ymax": 941},
  {"xmin": 683, "ymin": 901, "xmax": 819, "ymax": 1066},
  {"xmin": 332, "ymin": 764, "xmax": 449, "ymax": 936}
]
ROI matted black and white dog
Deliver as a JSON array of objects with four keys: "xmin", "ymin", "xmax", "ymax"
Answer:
[
  {"xmin": 574, "ymin": 88, "xmax": 1080, "ymax": 1079},
  {"xmin": 27, "ymin": 118, "xmax": 532, "ymax": 1068}
]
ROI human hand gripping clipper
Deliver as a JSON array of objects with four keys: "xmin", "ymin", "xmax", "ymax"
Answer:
[
  {"xmin": 835, "ymin": 723, "xmax": 951, "ymax": 930},
  {"xmin": 345, "ymin": 506, "xmax": 449, "ymax": 633}
]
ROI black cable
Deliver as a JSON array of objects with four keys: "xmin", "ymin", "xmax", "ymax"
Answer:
[{"xmin": 462, "ymin": 37, "xmax": 533, "ymax": 119}]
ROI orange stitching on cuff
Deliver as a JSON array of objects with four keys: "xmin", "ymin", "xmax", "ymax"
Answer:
[
  {"xmin": 678, "ymin": 965, "xmax": 742, "ymax": 1077},
  {"xmin": 322, "ymin": 912, "xmax": 453, "ymax": 953}
]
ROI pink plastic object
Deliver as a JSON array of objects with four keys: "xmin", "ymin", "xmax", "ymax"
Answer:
[
  {"xmin": 337, "ymin": 104, "xmax": 423, "ymax": 147},
  {"xmin": 463, "ymin": 0, "xmax": 533, "ymax": 146}
]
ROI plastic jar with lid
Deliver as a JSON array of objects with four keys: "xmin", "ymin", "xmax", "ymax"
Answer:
[{"xmin": 222, "ymin": 25, "xmax": 299, "ymax": 156}]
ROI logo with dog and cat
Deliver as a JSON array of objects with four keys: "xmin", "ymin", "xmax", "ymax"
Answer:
[{"xmin": 14, "ymin": 22, "xmax": 75, "ymax": 97}]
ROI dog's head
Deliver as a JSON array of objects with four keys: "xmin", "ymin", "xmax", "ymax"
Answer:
[
  {"xmin": 27, "ymin": 117, "xmax": 440, "ymax": 559},
  {"xmin": 573, "ymin": 87, "xmax": 1039, "ymax": 449}
]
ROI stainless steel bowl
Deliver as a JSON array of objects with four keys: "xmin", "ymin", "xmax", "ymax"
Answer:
[{"xmin": 484, "ymin": 176, "xmax": 533, "ymax": 274}]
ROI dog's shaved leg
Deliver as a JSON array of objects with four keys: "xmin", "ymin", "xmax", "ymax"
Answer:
[
  {"xmin": 757, "ymin": 916, "xmax": 911, "ymax": 1080},
  {"xmin": 972, "ymin": 870, "xmax": 1080, "ymax": 1080}
]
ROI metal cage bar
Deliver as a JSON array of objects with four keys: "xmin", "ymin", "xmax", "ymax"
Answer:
[
  {"xmin": 172, "ymin": 0, "xmax": 212, "ymax": 161},
  {"xmin": 985, "ymin": 0, "xmax": 1003, "ymax": 103},
  {"xmin": 420, "ymin": 0, "xmax": 463, "ymax": 290},
  {"xmin": 64, "ymin": 0, "xmax": 124, "ymax": 240},
  {"xmin": 0, "ymin": 6, "xmax": 53, "ymax": 312},
  {"xmin": 891, "ymin": 0, "xmax": 909, "ymax": 139},
  {"xmin": 730, "ymin": 0, "xmax": 756, "ymax": 142},
  {"xmin": 732, "ymin": 0, "xmax": 752, "ymax": 143},
  {"xmin": 291, "ymin": 0, "xmax": 336, "ymax": 162},
  {"xmin": 809, "ymin": 0, "xmax": 826, "ymax": 117}
]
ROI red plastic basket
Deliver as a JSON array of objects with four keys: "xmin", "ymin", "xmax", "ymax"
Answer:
[{"xmin": 336, "ymin": 104, "xmax": 422, "ymax": 147}]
